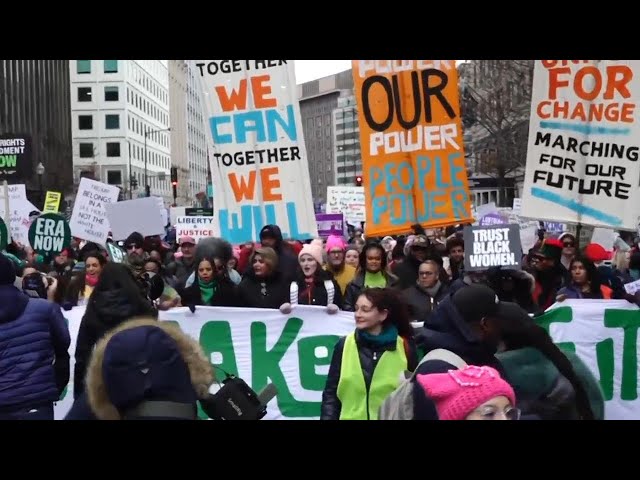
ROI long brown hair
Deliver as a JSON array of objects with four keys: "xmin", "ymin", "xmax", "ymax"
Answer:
[{"xmin": 359, "ymin": 288, "xmax": 413, "ymax": 339}]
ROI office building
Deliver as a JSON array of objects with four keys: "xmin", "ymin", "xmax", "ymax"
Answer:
[
  {"xmin": 333, "ymin": 95, "xmax": 361, "ymax": 186},
  {"xmin": 186, "ymin": 60, "xmax": 209, "ymax": 203},
  {"xmin": 168, "ymin": 60, "xmax": 189, "ymax": 206},
  {"xmin": 70, "ymin": 60, "xmax": 172, "ymax": 203},
  {"xmin": 297, "ymin": 69, "xmax": 354, "ymax": 205},
  {"xmin": 0, "ymin": 60, "xmax": 73, "ymax": 206}
]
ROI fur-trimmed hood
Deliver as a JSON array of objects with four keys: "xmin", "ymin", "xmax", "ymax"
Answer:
[{"xmin": 86, "ymin": 317, "xmax": 214, "ymax": 420}]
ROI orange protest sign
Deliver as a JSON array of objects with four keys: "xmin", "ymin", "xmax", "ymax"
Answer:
[{"xmin": 352, "ymin": 60, "xmax": 474, "ymax": 237}]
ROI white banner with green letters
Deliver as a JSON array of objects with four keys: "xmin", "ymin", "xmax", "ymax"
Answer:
[
  {"xmin": 56, "ymin": 305, "xmax": 354, "ymax": 420},
  {"xmin": 537, "ymin": 300, "xmax": 640, "ymax": 420}
]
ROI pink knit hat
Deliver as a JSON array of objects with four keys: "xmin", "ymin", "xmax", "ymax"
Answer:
[
  {"xmin": 299, "ymin": 243, "xmax": 324, "ymax": 266},
  {"xmin": 416, "ymin": 365, "xmax": 516, "ymax": 420},
  {"xmin": 325, "ymin": 235, "xmax": 347, "ymax": 253}
]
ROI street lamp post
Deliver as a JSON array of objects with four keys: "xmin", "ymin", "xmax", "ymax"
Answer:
[
  {"xmin": 144, "ymin": 126, "xmax": 171, "ymax": 197},
  {"xmin": 36, "ymin": 162, "xmax": 45, "ymax": 209}
]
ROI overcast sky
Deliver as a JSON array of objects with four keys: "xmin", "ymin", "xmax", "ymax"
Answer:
[
  {"xmin": 294, "ymin": 60, "xmax": 352, "ymax": 84},
  {"xmin": 294, "ymin": 60, "xmax": 466, "ymax": 85}
]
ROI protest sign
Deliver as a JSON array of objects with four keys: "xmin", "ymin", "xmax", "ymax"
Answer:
[
  {"xmin": 0, "ymin": 135, "xmax": 32, "ymax": 182},
  {"xmin": 106, "ymin": 197, "xmax": 166, "ymax": 240},
  {"xmin": 521, "ymin": 60, "xmax": 640, "ymax": 230},
  {"xmin": 43, "ymin": 191, "xmax": 62, "ymax": 214},
  {"xmin": 316, "ymin": 213, "xmax": 344, "ymax": 238},
  {"xmin": 175, "ymin": 216, "xmax": 216, "ymax": 243},
  {"xmin": 463, "ymin": 224, "xmax": 522, "ymax": 271},
  {"xmin": 352, "ymin": 60, "xmax": 473, "ymax": 236},
  {"xmin": 512, "ymin": 198, "xmax": 522, "ymax": 213},
  {"xmin": 538, "ymin": 299, "xmax": 640, "ymax": 419},
  {"xmin": 479, "ymin": 212, "xmax": 507, "ymax": 226},
  {"xmin": 28, "ymin": 213, "xmax": 71, "ymax": 255},
  {"xmin": 196, "ymin": 60, "xmax": 317, "ymax": 243},
  {"xmin": 591, "ymin": 227, "xmax": 618, "ymax": 250},
  {"xmin": 0, "ymin": 184, "xmax": 39, "ymax": 244},
  {"xmin": 55, "ymin": 305, "xmax": 354, "ymax": 420},
  {"xmin": 105, "ymin": 242, "xmax": 126, "ymax": 263},
  {"xmin": 0, "ymin": 216, "xmax": 7, "ymax": 250},
  {"xmin": 69, "ymin": 178, "xmax": 120, "ymax": 244},
  {"xmin": 543, "ymin": 221, "xmax": 566, "ymax": 233},
  {"xmin": 326, "ymin": 186, "xmax": 365, "ymax": 224}
]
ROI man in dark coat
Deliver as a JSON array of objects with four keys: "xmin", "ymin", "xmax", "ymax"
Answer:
[
  {"xmin": 415, "ymin": 284, "xmax": 512, "ymax": 376},
  {"xmin": 0, "ymin": 253, "xmax": 70, "ymax": 420}
]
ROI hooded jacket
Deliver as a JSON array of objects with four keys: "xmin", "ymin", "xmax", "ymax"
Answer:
[
  {"xmin": 414, "ymin": 296, "xmax": 506, "ymax": 376},
  {"xmin": 236, "ymin": 268, "xmax": 290, "ymax": 309},
  {"xmin": 343, "ymin": 271, "xmax": 399, "ymax": 311},
  {"xmin": 403, "ymin": 282, "xmax": 449, "ymax": 323},
  {"xmin": 292, "ymin": 269, "xmax": 343, "ymax": 308},
  {"xmin": 67, "ymin": 318, "xmax": 214, "ymax": 420},
  {"xmin": 0, "ymin": 284, "xmax": 70, "ymax": 409}
]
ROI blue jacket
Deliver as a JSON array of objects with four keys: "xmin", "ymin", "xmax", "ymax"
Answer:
[{"xmin": 0, "ymin": 285, "xmax": 71, "ymax": 409}]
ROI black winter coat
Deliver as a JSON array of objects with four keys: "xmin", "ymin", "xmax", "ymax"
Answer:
[
  {"xmin": 178, "ymin": 278, "xmax": 239, "ymax": 307},
  {"xmin": 73, "ymin": 288, "xmax": 156, "ymax": 399},
  {"xmin": 343, "ymin": 271, "xmax": 399, "ymax": 311},
  {"xmin": 403, "ymin": 282, "xmax": 449, "ymax": 323},
  {"xmin": 415, "ymin": 296, "xmax": 506, "ymax": 377},
  {"xmin": 292, "ymin": 270, "xmax": 343, "ymax": 309},
  {"xmin": 236, "ymin": 270, "xmax": 290, "ymax": 309},
  {"xmin": 321, "ymin": 330, "xmax": 418, "ymax": 420}
]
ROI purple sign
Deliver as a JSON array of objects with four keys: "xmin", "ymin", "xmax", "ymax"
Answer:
[
  {"xmin": 479, "ymin": 213, "xmax": 507, "ymax": 226},
  {"xmin": 316, "ymin": 213, "xmax": 344, "ymax": 239}
]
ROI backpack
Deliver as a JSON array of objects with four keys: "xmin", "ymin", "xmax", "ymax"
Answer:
[{"xmin": 377, "ymin": 349, "xmax": 467, "ymax": 420}]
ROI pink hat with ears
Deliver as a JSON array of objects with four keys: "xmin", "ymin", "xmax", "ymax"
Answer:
[
  {"xmin": 325, "ymin": 235, "xmax": 347, "ymax": 253},
  {"xmin": 416, "ymin": 365, "xmax": 516, "ymax": 421}
]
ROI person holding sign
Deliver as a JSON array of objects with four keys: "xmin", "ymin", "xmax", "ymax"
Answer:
[
  {"xmin": 280, "ymin": 243, "xmax": 342, "ymax": 314},
  {"xmin": 321, "ymin": 288, "xmax": 418, "ymax": 420}
]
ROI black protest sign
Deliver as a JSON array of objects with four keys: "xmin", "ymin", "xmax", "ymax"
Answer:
[
  {"xmin": 463, "ymin": 224, "xmax": 522, "ymax": 272},
  {"xmin": 0, "ymin": 135, "xmax": 32, "ymax": 181}
]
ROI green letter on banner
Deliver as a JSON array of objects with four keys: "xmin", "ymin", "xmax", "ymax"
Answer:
[
  {"xmin": 251, "ymin": 317, "xmax": 320, "ymax": 418},
  {"xmin": 298, "ymin": 335, "xmax": 341, "ymax": 391},
  {"xmin": 536, "ymin": 306, "xmax": 575, "ymax": 353},
  {"xmin": 604, "ymin": 310, "xmax": 640, "ymax": 401}
]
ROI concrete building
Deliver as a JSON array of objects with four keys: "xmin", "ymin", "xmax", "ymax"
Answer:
[
  {"xmin": 0, "ymin": 60, "xmax": 73, "ymax": 207},
  {"xmin": 168, "ymin": 60, "xmax": 190, "ymax": 206},
  {"xmin": 333, "ymin": 95, "xmax": 361, "ymax": 186},
  {"xmin": 186, "ymin": 60, "xmax": 209, "ymax": 204},
  {"xmin": 70, "ymin": 60, "xmax": 172, "ymax": 203},
  {"xmin": 297, "ymin": 69, "xmax": 354, "ymax": 205}
]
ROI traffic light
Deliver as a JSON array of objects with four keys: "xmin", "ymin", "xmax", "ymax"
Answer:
[
  {"xmin": 170, "ymin": 167, "xmax": 178, "ymax": 186},
  {"xmin": 170, "ymin": 166, "xmax": 178, "ymax": 203},
  {"xmin": 355, "ymin": 175, "xmax": 363, "ymax": 187}
]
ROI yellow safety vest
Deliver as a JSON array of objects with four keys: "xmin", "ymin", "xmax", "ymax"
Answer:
[{"xmin": 336, "ymin": 332, "xmax": 407, "ymax": 420}]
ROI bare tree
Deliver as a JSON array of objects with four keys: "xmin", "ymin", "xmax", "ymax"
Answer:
[{"xmin": 459, "ymin": 60, "xmax": 534, "ymax": 205}]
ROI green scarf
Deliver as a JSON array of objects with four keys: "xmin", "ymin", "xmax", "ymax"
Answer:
[
  {"xmin": 364, "ymin": 271, "xmax": 387, "ymax": 288},
  {"xmin": 199, "ymin": 279, "xmax": 218, "ymax": 305}
]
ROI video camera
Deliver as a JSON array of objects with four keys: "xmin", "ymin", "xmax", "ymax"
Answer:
[{"xmin": 199, "ymin": 375, "xmax": 277, "ymax": 420}]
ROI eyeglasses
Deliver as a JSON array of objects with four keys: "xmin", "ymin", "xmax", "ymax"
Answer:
[
  {"xmin": 329, "ymin": 250, "xmax": 344, "ymax": 256},
  {"xmin": 126, "ymin": 245, "xmax": 138, "ymax": 251},
  {"xmin": 471, "ymin": 406, "xmax": 521, "ymax": 420},
  {"xmin": 563, "ymin": 242, "xmax": 575, "ymax": 247}
]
